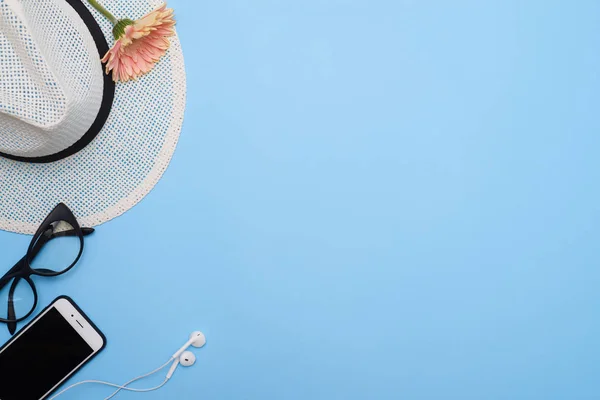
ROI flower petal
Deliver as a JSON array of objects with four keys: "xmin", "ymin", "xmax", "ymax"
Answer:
[{"xmin": 101, "ymin": 3, "xmax": 176, "ymax": 82}]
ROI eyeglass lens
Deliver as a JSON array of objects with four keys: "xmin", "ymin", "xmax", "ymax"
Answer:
[{"xmin": 30, "ymin": 220, "xmax": 82, "ymax": 274}]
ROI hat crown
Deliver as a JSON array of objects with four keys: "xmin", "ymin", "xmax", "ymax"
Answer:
[
  {"xmin": 0, "ymin": 3, "xmax": 67, "ymax": 128},
  {"xmin": 0, "ymin": 0, "xmax": 104, "ymax": 158}
]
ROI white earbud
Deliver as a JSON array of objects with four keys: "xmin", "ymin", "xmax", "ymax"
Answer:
[
  {"xmin": 179, "ymin": 351, "xmax": 196, "ymax": 367},
  {"xmin": 166, "ymin": 332, "xmax": 205, "ymax": 379},
  {"xmin": 166, "ymin": 350, "xmax": 197, "ymax": 379},
  {"xmin": 171, "ymin": 331, "xmax": 206, "ymax": 360}
]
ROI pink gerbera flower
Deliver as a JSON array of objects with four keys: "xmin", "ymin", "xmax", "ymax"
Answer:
[{"xmin": 88, "ymin": 1, "xmax": 176, "ymax": 82}]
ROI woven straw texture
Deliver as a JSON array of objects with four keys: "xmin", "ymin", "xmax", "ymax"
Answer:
[{"xmin": 0, "ymin": 0, "xmax": 186, "ymax": 234}]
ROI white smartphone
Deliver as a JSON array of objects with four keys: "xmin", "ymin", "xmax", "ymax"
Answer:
[{"xmin": 0, "ymin": 296, "xmax": 106, "ymax": 400}]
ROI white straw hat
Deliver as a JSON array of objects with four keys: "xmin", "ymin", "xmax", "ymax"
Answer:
[{"xmin": 0, "ymin": 0, "xmax": 185, "ymax": 234}]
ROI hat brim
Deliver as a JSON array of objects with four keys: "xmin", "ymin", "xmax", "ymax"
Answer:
[{"xmin": 0, "ymin": 0, "xmax": 186, "ymax": 234}]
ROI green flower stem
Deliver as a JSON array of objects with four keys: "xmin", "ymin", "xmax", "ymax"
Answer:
[{"xmin": 88, "ymin": 0, "xmax": 117, "ymax": 25}]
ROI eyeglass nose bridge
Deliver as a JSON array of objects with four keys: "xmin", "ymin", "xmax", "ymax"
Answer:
[{"xmin": 0, "ymin": 258, "xmax": 30, "ymax": 291}]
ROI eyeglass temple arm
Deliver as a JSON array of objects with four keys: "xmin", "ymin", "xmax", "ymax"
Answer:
[
  {"xmin": 27, "ymin": 227, "xmax": 94, "ymax": 259},
  {"xmin": 49, "ymin": 227, "xmax": 94, "ymax": 239}
]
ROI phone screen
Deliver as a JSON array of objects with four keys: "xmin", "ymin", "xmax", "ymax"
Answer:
[{"xmin": 0, "ymin": 307, "xmax": 94, "ymax": 400}]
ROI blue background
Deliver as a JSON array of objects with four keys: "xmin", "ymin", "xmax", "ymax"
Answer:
[{"xmin": 2, "ymin": 0, "xmax": 600, "ymax": 398}]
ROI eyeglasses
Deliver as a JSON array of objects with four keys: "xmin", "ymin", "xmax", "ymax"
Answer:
[{"xmin": 0, "ymin": 203, "xmax": 94, "ymax": 335}]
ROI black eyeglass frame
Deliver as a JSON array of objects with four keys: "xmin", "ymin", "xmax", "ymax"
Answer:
[{"xmin": 0, "ymin": 203, "xmax": 94, "ymax": 333}]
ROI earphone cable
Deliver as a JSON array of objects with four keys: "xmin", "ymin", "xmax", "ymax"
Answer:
[
  {"xmin": 47, "ymin": 358, "xmax": 173, "ymax": 400},
  {"xmin": 104, "ymin": 358, "xmax": 173, "ymax": 400}
]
